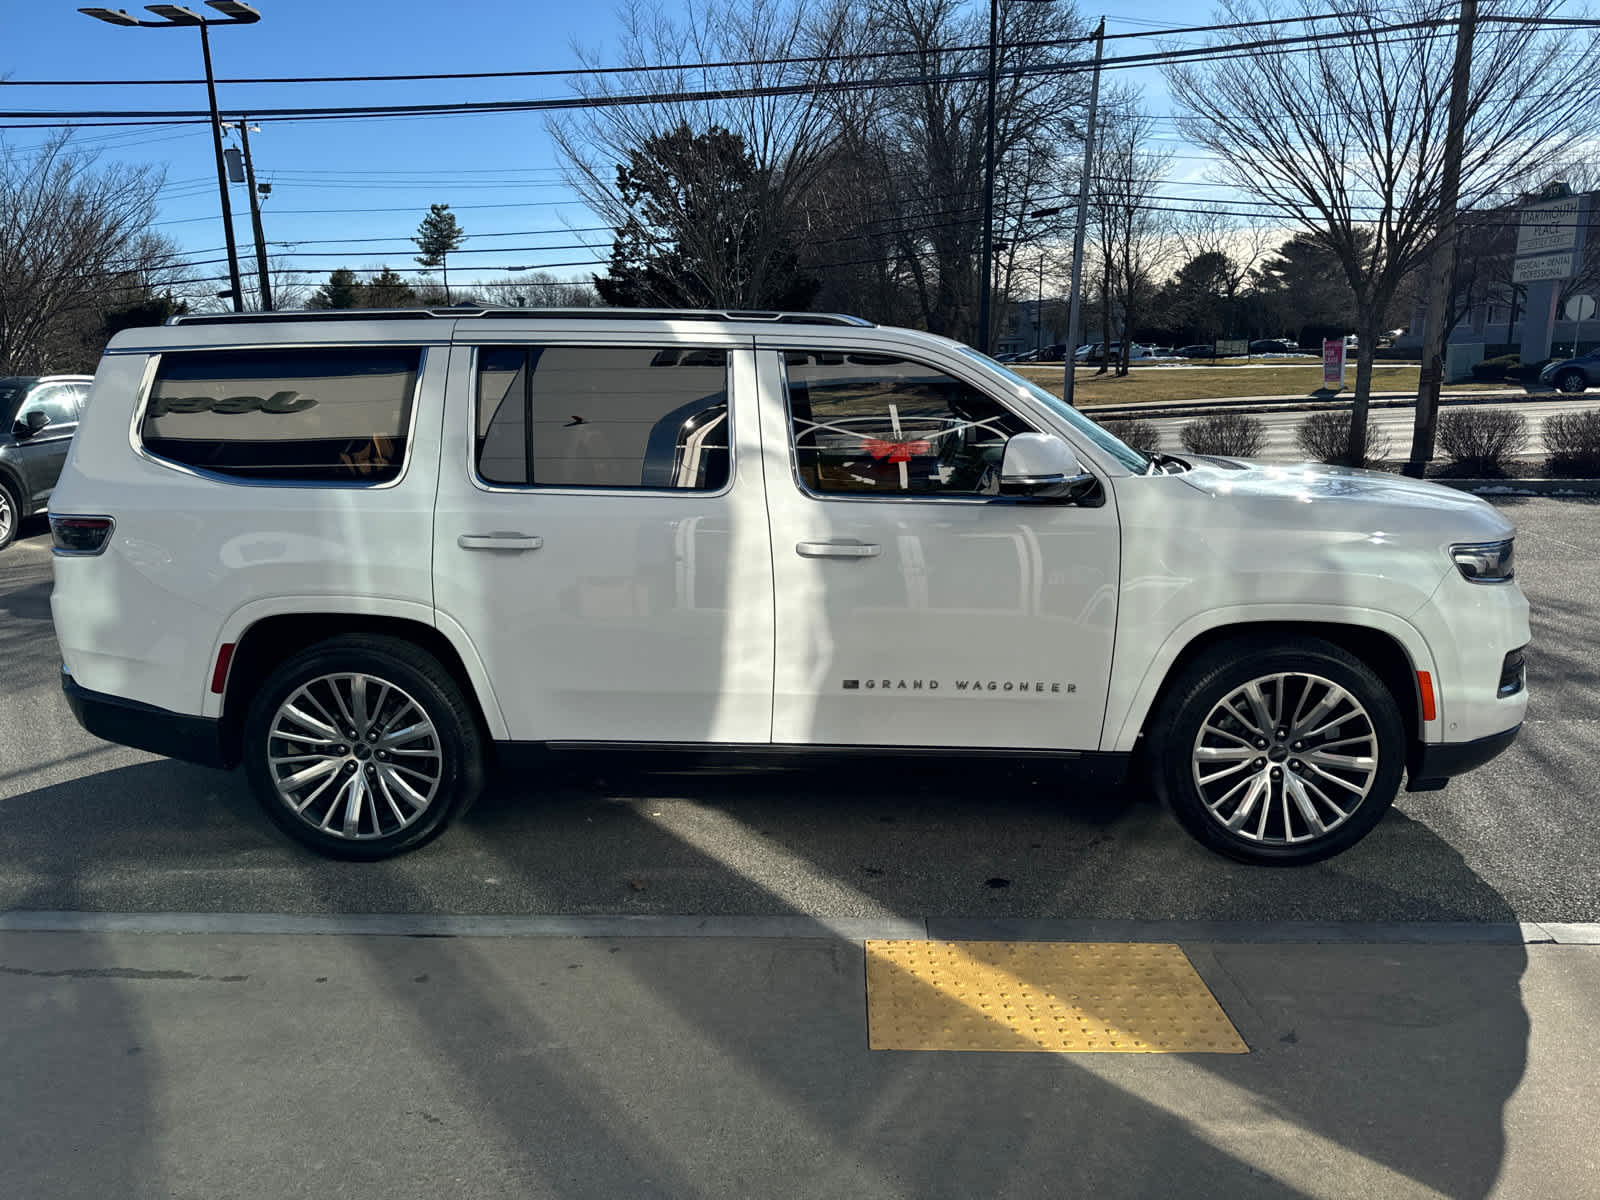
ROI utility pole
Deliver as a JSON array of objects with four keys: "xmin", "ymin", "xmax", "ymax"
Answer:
[
  {"xmin": 1063, "ymin": 17, "xmax": 1104, "ymax": 408},
  {"xmin": 236, "ymin": 118, "xmax": 273, "ymax": 311},
  {"xmin": 1405, "ymin": 0, "xmax": 1477, "ymax": 477},
  {"xmin": 978, "ymin": 0, "xmax": 1001, "ymax": 354}
]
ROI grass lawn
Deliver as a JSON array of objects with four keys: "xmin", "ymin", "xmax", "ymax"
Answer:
[{"xmin": 1013, "ymin": 363, "xmax": 1514, "ymax": 406}]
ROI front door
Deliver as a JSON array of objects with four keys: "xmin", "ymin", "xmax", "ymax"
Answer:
[
  {"xmin": 14, "ymin": 383, "xmax": 79, "ymax": 507},
  {"xmin": 432, "ymin": 331, "xmax": 775, "ymax": 745},
  {"xmin": 756, "ymin": 344, "xmax": 1120, "ymax": 751}
]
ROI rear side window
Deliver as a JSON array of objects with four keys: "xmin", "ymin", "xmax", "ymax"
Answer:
[
  {"xmin": 474, "ymin": 345, "xmax": 729, "ymax": 490},
  {"xmin": 142, "ymin": 347, "xmax": 422, "ymax": 483}
]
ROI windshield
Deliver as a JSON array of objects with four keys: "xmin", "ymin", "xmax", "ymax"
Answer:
[{"xmin": 957, "ymin": 347, "xmax": 1151, "ymax": 473}]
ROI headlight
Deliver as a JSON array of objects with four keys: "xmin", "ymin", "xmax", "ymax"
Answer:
[{"xmin": 1450, "ymin": 539, "xmax": 1514, "ymax": 583}]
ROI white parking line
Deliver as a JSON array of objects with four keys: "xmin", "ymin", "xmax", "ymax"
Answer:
[{"xmin": 2, "ymin": 911, "xmax": 1596, "ymax": 943}]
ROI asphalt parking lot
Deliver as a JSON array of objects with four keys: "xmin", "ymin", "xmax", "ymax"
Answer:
[
  {"xmin": 4, "ymin": 501, "xmax": 1599, "ymax": 1200},
  {"xmin": 1, "ymin": 497, "xmax": 1596, "ymax": 925}
]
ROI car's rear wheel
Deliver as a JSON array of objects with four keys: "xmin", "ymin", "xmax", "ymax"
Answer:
[
  {"xmin": 243, "ymin": 635, "xmax": 484, "ymax": 859},
  {"xmin": 1147, "ymin": 637, "xmax": 1406, "ymax": 865},
  {"xmin": 1556, "ymin": 369, "xmax": 1588, "ymax": 394},
  {"xmin": 0, "ymin": 482, "xmax": 16, "ymax": 551}
]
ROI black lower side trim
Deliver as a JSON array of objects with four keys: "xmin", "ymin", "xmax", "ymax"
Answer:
[
  {"xmin": 500, "ymin": 740, "xmax": 1131, "ymax": 787},
  {"xmin": 63, "ymin": 671, "xmax": 234, "ymax": 770},
  {"xmin": 1407, "ymin": 724, "xmax": 1521, "ymax": 792}
]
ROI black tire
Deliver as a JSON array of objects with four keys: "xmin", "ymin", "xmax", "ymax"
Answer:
[
  {"xmin": 243, "ymin": 634, "xmax": 484, "ymax": 860},
  {"xmin": 1557, "ymin": 369, "xmax": 1588, "ymax": 395},
  {"xmin": 1146, "ymin": 636, "xmax": 1406, "ymax": 866},
  {"xmin": 0, "ymin": 480, "xmax": 19, "ymax": 552}
]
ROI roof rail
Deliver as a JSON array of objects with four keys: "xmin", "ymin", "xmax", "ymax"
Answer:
[{"xmin": 168, "ymin": 306, "xmax": 875, "ymax": 328}]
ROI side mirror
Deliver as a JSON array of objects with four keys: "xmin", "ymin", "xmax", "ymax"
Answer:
[
  {"xmin": 1000, "ymin": 432, "xmax": 1097, "ymax": 501},
  {"xmin": 17, "ymin": 410, "xmax": 50, "ymax": 437}
]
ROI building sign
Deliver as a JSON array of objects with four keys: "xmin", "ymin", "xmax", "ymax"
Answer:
[
  {"xmin": 1512, "ymin": 193, "xmax": 1588, "ymax": 284},
  {"xmin": 1513, "ymin": 250, "xmax": 1582, "ymax": 284},
  {"xmin": 1516, "ymin": 195, "xmax": 1583, "ymax": 258},
  {"xmin": 1322, "ymin": 339, "xmax": 1346, "ymax": 388}
]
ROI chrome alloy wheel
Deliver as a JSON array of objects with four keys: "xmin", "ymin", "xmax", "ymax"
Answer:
[
  {"xmin": 0, "ymin": 490, "xmax": 12, "ymax": 545},
  {"xmin": 265, "ymin": 672, "xmax": 443, "ymax": 840},
  {"xmin": 1190, "ymin": 672, "xmax": 1379, "ymax": 845}
]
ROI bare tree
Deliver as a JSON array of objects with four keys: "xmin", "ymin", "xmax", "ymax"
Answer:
[
  {"xmin": 552, "ymin": 0, "xmax": 845, "ymax": 307},
  {"xmin": 473, "ymin": 272, "xmax": 600, "ymax": 308},
  {"xmin": 1168, "ymin": 0, "xmax": 1600, "ymax": 463},
  {"xmin": 825, "ymin": 0, "xmax": 1090, "ymax": 340},
  {"xmin": 1089, "ymin": 94, "xmax": 1175, "ymax": 374},
  {"xmin": 0, "ymin": 134, "xmax": 173, "ymax": 373}
]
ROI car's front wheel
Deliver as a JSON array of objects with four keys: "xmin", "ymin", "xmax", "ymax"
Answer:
[
  {"xmin": 1147, "ymin": 637, "xmax": 1406, "ymax": 865},
  {"xmin": 243, "ymin": 635, "xmax": 485, "ymax": 859},
  {"xmin": 1556, "ymin": 369, "xmax": 1588, "ymax": 394},
  {"xmin": 0, "ymin": 482, "xmax": 18, "ymax": 551}
]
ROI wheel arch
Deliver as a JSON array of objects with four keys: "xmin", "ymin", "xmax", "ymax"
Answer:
[
  {"xmin": 1110, "ymin": 615, "xmax": 1430, "ymax": 755},
  {"xmin": 0, "ymin": 462, "xmax": 27, "ymax": 514},
  {"xmin": 216, "ymin": 610, "xmax": 506, "ymax": 765}
]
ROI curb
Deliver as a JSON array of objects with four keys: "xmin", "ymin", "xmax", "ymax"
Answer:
[
  {"xmin": 3, "ymin": 911, "xmax": 1598, "ymax": 945},
  {"xmin": 1432, "ymin": 479, "xmax": 1600, "ymax": 496},
  {"xmin": 1087, "ymin": 391, "xmax": 1552, "ymax": 420}
]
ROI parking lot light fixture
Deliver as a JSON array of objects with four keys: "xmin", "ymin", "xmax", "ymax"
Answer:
[{"xmin": 80, "ymin": 2, "xmax": 261, "ymax": 312}]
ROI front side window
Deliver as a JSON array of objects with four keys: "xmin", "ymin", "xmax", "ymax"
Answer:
[
  {"xmin": 784, "ymin": 350, "xmax": 1032, "ymax": 497},
  {"xmin": 474, "ymin": 345, "xmax": 729, "ymax": 490},
  {"xmin": 142, "ymin": 347, "xmax": 421, "ymax": 483},
  {"xmin": 20, "ymin": 384, "xmax": 80, "ymax": 429}
]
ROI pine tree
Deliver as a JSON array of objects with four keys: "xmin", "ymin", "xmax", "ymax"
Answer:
[
  {"xmin": 413, "ymin": 203, "xmax": 466, "ymax": 304},
  {"xmin": 307, "ymin": 267, "xmax": 360, "ymax": 309}
]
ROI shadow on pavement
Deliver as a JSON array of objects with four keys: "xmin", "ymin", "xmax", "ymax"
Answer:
[{"xmin": 1, "ymin": 752, "xmax": 1531, "ymax": 1197}]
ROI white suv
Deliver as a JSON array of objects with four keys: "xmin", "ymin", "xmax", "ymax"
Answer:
[{"xmin": 49, "ymin": 309, "xmax": 1529, "ymax": 864}]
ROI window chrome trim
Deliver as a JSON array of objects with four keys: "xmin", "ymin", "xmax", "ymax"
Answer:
[
  {"xmin": 774, "ymin": 347, "xmax": 1071, "ymax": 507},
  {"xmin": 127, "ymin": 343, "xmax": 428, "ymax": 491},
  {"xmin": 463, "ymin": 343, "xmax": 739, "ymax": 500}
]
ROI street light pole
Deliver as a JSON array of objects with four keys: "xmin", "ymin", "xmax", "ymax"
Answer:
[
  {"xmin": 1062, "ymin": 17, "xmax": 1104, "ymax": 408},
  {"xmin": 196, "ymin": 20, "xmax": 244, "ymax": 312},
  {"xmin": 80, "ymin": 4, "xmax": 262, "ymax": 313}
]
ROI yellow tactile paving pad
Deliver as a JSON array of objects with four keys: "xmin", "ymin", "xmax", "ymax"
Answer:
[{"xmin": 865, "ymin": 941, "xmax": 1249, "ymax": 1053}]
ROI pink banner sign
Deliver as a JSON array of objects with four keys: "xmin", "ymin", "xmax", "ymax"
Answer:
[{"xmin": 1323, "ymin": 339, "xmax": 1347, "ymax": 389}]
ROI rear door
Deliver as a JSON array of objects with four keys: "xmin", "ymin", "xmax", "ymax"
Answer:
[{"xmin": 432, "ymin": 325, "xmax": 775, "ymax": 745}]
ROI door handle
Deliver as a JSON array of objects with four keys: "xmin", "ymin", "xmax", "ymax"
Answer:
[
  {"xmin": 458, "ymin": 533, "xmax": 543, "ymax": 552},
  {"xmin": 796, "ymin": 540, "xmax": 881, "ymax": 559}
]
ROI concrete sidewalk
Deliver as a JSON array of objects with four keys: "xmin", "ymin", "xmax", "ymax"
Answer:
[{"xmin": 4, "ymin": 920, "xmax": 1596, "ymax": 1199}]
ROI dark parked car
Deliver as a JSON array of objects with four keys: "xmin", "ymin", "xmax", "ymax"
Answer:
[
  {"xmin": 0, "ymin": 375, "xmax": 92, "ymax": 551},
  {"xmin": 1179, "ymin": 344, "xmax": 1218, "ymax": 358},
  {"xmin": 1249, "ymin": 338, "xmax": 1302, "ymax": 355},
  {"xmin": 1539, "ymin": 349, "xmax": 1600, "ymax": 393}
]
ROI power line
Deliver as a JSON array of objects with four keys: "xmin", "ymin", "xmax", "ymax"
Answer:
[{"xmin": 10, "ymin": 14, "xmax": 1590, "ymax": 130}]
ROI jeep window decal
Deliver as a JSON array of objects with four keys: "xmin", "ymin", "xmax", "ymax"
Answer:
[{"xmin": 141, "ymin": 346, "xmax": 420, "ymax": 483}]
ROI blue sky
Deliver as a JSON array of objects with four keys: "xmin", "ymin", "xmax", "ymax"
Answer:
[{"xmin": 0, "ymin": 0, "xmax": 1238, "ymax": 299}]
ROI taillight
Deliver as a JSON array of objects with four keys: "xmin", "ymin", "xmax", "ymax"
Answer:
[{"xmin": 49, "ymin": 515, "xmax": 115, "ymax": 556}]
